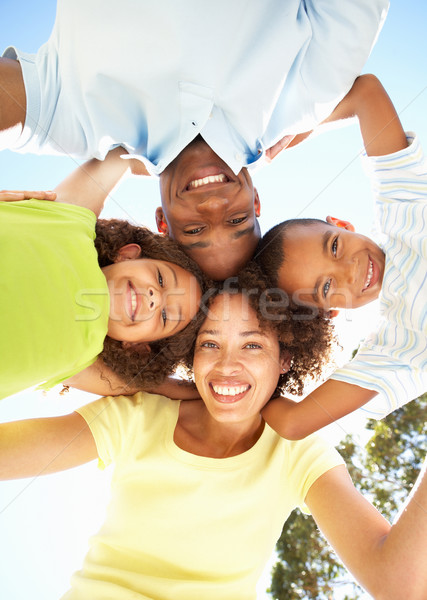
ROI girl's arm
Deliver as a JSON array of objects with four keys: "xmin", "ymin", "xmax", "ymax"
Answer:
[
  {"xmin": 262, "ymin": 379, "xmax": 376, "ymax": 440},
  {"xmin": 53, "ymin": 147, "xmax": 149, "ymax": 217},
  {"xmin": 0, "ymin": 412, "xmax": 98, "ymax": 480},
  {"xmin": 306, "ymin": 460, "xmax": 427, "ymax": 600},
  {"xmin": 66, "ymin": 358, "xmax": 200, "ymax": 400}
]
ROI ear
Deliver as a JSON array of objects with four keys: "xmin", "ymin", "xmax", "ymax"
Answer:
[
  {"xmin": 253, "ymin": 188, "xmax": 261, "ymax": 217},
  {"xmin": 114, "ymin": 243, "xmax": 143, "ymax": 263},
  {"xmin": 326, "ymin": 215, "xmax": 355, "ymax": 232},
  {"xmin": 327, "ymin": 309, "xmax": 340, "ymax": 319},
  {"xmin": 155, "ymin": 207, "xmax": 169, "ymax": 234},
  {"xmin": 279, "ymin": 350, "xmax": 292, "ymax": 374}
]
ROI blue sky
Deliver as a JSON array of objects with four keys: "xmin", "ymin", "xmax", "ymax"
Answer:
[{"xmin": 0, "ymin": 2, "xmax": 426, "ymax": 599}]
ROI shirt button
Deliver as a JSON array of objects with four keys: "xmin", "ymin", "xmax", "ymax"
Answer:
[
  {"xmin": 235, "ymin": 152, "xmax": 242, "ymax": 161},
  {"xmin": 191, "ymin": 120, "xmax": 198, "ymax": 127}
]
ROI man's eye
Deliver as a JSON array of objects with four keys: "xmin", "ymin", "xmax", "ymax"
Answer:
[
  {"xmin": 184, "ymin": 226, "xmax": 203, "ymax": 235},
  {"xmin": 322, "ymin": 279, "xmax": 331, "ymax": 298},
  {"xmin": 332, "ymin": 237, "xmax": 338, "ymax": 256},
  {"xmin": 157, "ymin": 269, "xmax": 164, "ymax": 287},
  {"xmin": 229, "ymin": 217, "xmax": 246, "ymax": 225},
  {"xmin": 161, "ymin": 309, "xmax": 167, "ymax": 325}
]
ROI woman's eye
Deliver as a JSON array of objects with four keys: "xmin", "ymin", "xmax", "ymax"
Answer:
[
  {"xmin": 200, "ymin": 341, "xmax": 217, "ymax": 349},
  {"xmin": 322, "ymin": 279, "xmax": 331, "ymax": 298},
  {"xmin": 161, "ymin": 309, "xmax": 167, "ymax": 325},
  {"xmin": 157, "ymin": 269, "xmax": 164, "ymax": 287},
  {"xmin": 185, "ymin": 226, "xmax": 203, "ymax": 235},
  {"xmin": 332, "ymin": 237, "xmax": 338, "ymax": 256},
  {"xmin": 229, "ymin": 217, "xmax": 246, "ymax": 225}
]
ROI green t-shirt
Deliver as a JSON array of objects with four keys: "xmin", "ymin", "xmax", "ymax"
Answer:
[{"xmin": 0, "ymin": 199, "xmax": 109, "ymax": 399}]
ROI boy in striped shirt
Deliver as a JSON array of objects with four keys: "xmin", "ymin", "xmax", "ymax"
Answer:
[{"xmin": 257, "ymin": 74, "xmax": 427, "ymax": 439}]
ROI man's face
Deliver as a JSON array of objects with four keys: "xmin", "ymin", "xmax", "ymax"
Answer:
[
  {"xmin": 157, "ymin": 137, "xmax": 261, "ymax": 280},
  {"xmin": 277, "ymin": 222, "xmax": 385, "ymax": 311}
]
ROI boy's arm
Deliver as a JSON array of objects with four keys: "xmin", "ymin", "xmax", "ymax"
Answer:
[
  {"xmin": 306, "ymin": 459, "xmax": 427, "ymax": 600},
  {"xmin": 262, "ymin": 379, "xmax": 376, "ymax": 440},
  {"xmin": 317, "ymin": 74, "xmax": 408, "ymax": 156},
  {"xmin": 0, "ymin": 412, "xmax": 98, "ymax": 480}
]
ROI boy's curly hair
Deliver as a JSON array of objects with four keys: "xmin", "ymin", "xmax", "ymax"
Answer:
[
  {"xmin": 183, "ymin": 262, "xmax": 336, "ymax": 398},
  {"xmin": 94, "ymin": 219, "xmax": 210, "ymax": 389}
]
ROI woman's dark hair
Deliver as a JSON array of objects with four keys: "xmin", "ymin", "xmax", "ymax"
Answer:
[
  {"xmin": 94, "ymin": 219, "xmax": 210, "ymax": 389},
  {"xmin": 183, "ymin": 261, "xmax": 336, "ymax": 398}
]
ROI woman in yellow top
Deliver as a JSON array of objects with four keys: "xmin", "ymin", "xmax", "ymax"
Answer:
[
  {"xmin": 0, "ymin": 269, "xmax": 425, "ymax": 599},
  {"xmin": 0, "ymin": 148, "xmax": 207, "ymax": 400}
]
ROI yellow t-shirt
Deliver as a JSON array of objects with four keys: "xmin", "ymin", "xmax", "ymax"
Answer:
[
  {"xmin": 0, "ymin": 199, "xmax": 109, "ymax": 399},
  {"xmin": 69, "ymin": 393, "xmax": 344, "ymax": 600}
]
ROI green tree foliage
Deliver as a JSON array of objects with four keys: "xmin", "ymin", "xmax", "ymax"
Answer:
[{"xmin": 268, "ymin": 394, "xmax": 427, "ymax": 600}]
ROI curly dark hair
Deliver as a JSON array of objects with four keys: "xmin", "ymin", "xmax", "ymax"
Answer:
[
  {"xmin": 183, "ymin": 261, "xmax": 336, "ymax": 398},
  {"xmin": 94, "ymin": 219, "xmax": 211, "ymax": 388}
]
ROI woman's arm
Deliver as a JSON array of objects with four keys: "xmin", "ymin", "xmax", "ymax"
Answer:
[
  {"xmin": 262, "ymin": 379, "xmax": 376, "ymax": 440},
  {"xmin": 306, "ymin": 461, "xmax": 427, "ymax": 600},
  {"xmin": 0, "ymin": 412, "xmax": 98, "ymax": 480}
]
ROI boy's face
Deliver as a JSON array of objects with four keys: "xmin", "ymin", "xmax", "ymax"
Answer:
[{"xmin": 277, "ymin": 222, "xmax": 385, "ymax": 311}]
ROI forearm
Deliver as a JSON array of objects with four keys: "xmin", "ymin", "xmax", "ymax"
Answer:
[
  {"xmin": 320, "ymin": 74, "xmax": 407, "ymax": 156},
  {"xmin": 0, "ymin": 412, "xmax": 97, "ymax": 480},
  {"xmin": 262, "ymin": 379, "xmax": 377, "ymax": 440}
]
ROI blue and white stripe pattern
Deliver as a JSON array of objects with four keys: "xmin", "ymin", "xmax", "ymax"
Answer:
[{"xmin": 331, "ymin": 133, "xmax": 427, "ymax": 419}]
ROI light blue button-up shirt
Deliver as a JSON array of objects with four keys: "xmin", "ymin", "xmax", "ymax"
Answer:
[{"xmin": 7, "ymin": 0, "xmax": 389, "ymax": 174}]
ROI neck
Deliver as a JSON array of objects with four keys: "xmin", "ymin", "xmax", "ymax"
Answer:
[{"xmin": 175, "ymin": 400, "xmax": 264, "ymax": 458}]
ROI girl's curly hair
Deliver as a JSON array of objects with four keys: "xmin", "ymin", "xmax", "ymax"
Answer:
[
  {"xmin": 95, "ymin": 219, "xmax": 210, "ymax": 389},
  {"xmin": 183, "ymin": 262, "xmax": 336, "ymax": 398}
]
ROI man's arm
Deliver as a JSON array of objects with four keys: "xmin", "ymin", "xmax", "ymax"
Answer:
[
  {"xmin": 262, "ymin": 379, "xmax": 376, "ymax": 440},
  {"xmin": 306, "ymin": 460, "xmax": 427, "ymax": 600},
  {"xmin": 0, "ymin": 412, "xmax": 98, "ymax": 480}
]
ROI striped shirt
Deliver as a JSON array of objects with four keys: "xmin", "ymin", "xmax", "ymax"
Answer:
[{"xmin": 331, "ymin": 133, "xmax": 427, "ymax": 418}]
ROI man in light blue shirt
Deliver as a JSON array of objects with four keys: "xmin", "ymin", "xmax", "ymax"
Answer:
[{"xmin": 0, "ymin": 0, "xmax": 389, "ymax": 279}]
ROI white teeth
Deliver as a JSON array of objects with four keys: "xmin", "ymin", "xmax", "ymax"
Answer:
[
  {"xmin": 130, "ymin": 288, "xmax": 137, "ymax": 316},
  {"xmin": 364, "ymin": 260, "xmax": 373, "ymax": 289},
  {"xmin": 188, "ymin": 174, "xmax": 227, "ymax": 189},
  {"xmin": 212, "ymin": 384, "xmax": 249, "ymax": 396}
]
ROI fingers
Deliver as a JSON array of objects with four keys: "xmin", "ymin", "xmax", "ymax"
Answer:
[{"xmin": 0, "ymin": 190, "xmax": 57, "ymax": 201}]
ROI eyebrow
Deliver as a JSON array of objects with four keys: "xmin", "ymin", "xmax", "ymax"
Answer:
[
  {"xmin": 180, "ymin": 225, "xmax": 255, "ymax": 250},
  {"xmin": 198, "ymin": 328, "xmax": 266, "ymax": 337},
  {"xmin": 312, "ymin": 230, "xmax": 333, "ymax": 303}
]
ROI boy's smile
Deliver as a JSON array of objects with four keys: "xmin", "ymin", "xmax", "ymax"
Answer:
[{"xmin": 277, "ymin": 222, "xmax": 386, "ymax": 311}]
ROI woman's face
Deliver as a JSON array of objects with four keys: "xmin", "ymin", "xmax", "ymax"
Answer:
[
  {"xmin": 193, "ymin": 293, "xmax": 286, "ymax": 425},
  {"xmin": 102, "ymin": 256, "xmax": 202, "ymax": 343}
]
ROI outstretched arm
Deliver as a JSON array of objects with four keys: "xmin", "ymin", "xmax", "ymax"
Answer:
[
  {"xmin": 307, "ymin": 459, "xmax": 427, "ymax": 600},
  {"xmin": 0, "ymin": 412, "xmax": 98, "ymax": 480},
  {"xmin": 262, "ymin": 379, "xmax": 376, "ymax": 440}
]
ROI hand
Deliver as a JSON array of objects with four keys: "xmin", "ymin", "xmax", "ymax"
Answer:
[
  {"xmin": 265, "ymin": 131, "xmax": 313, "ymax": 162},
  {"xmin": 0, "ymin": 190, "xmax": 56, "ymax": 202}
]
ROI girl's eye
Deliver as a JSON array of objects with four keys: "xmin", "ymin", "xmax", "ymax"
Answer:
[
  {"xmin": 229, "ymin": 217, "xmax": 246, "ymax": 225},
  {"xmin": 322, "ymin": 279, "xmax": 331, "ymax": 298},
  {"xmin": 332, "ymin": 236, "xmax": 338, "ymax": 257},
  {"xmin": 157, "ymin": 269, "xmax": 164, "ymax": 287},
  {"xmin": 185, "ymin": 226, "xmax": 203, "ymax": 235},
  {"xmin": 161, "ymin": 309, "xmax": 167, "ymax": 325}
]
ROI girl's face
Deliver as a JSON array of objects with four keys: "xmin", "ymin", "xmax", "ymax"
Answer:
[
  {"xmin": 193, "ymin": 293, "xmax": 287, "ymax": 425},
  {"xmin": 102, "ymin": 254, "xmax": 202, "ymax": 343}
]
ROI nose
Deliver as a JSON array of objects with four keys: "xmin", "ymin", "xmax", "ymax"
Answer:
[
  {"xmin": 338, "ymin": 258, "xmax": 357, "ymax": 286},
  {"xmin": 147, "ymin": 286, "xmax": 162, "ymax": 311},
  {"xmin": 215, "ymin": 348, "xmax": 243, "ymax": 376},
  {"xmin": 197, "ymin": 194, "xmax": 229, "ymax": 215}
]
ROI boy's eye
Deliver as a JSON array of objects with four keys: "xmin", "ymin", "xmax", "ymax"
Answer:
[
  {"xmin": 161, "ymin": 309, "xmax": 167, "ymax": 325},
  {"xmin": 332, "ymin": 236, "xmax": 338, "ymax": 256},
  {"xmin": 157, "ymin": 269, "xmax": 164, "ymax": 287},
  {"xmin": 322, "ymin": 279, "xmax": 331, "ymax": 298},
  {"xmin": 244, "ymin": 343, "xmax": 262, "ymax": 349},
  {"xmin": 200, "ymin": 341, "xmax": 218, "ymax": 349}
]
